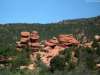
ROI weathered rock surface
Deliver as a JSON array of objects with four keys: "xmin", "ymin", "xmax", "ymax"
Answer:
[
  {"xmin": 59, "ymin": 34, "xmax": 79, "ymax": 47},
  {"xmin": 84, "ymin": 42, "xmax": 93, "ymax": 47},
  {"xmin": 17, "ymin": 32, "xmax": 30, "ymax": 51},
  {"xmin": 17, "ymin": 31, "xmax": 81, "ymax": 67},
  {"xmin": 94, "ymin": 35, "xmax": 100, "ymax": 41}
]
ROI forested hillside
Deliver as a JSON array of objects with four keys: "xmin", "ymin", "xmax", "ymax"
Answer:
[{"xmin": 0, "ymin": 16, "xmax": 100, "ymax": 46}]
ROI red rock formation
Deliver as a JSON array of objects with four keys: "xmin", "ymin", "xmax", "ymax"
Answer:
[
  {"xmin": 94, "ymin": 35, "xmax": 100, "ymax": 41},
  {"xmin": 59, "ymin": 34, "xmax": 79, "ymax": 48},
  {"xmin": 17, "ymin": 32, "xmax": 80, "ymax": 67},
  {"xmin": 84, "ymin": 42, "xmax": 93, "ymax": 47},
  {"xmin": 29, "ymin": 31, "xmax": 40, "ymax": 51},
  {"xmin": 44, "ymin": 37, "xmax": 59, "ymax": 51},
  {"xmin": 17, "ymin": 31, "xmax": 40, "ymax": 51},
  {"xmin": 17, "ymin": 32, "xmax": 30, "ymax": 51}
]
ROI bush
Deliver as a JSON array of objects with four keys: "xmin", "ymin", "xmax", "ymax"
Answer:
[
  {"xmin": 92, "ymin": 40, "xmax": 99, "ymax": 48},
  {"xmin": 64, "ymin": 49, "xmax": 71, "ymax": 62},
  {"xmin": 36, "ymin": 54, "xmax": 41, "ymax": 61},
  {"xmin": 58, "ymin": 50, "xmax": 64, "ymax": 55},
  {"xmin": 38, "ymin": 62, "xmax": 50, "ymax": 74},
  {"xmin": 69, "ymin": 61, "xmax": 76, "ymax": 70},
  {"xmin": 86, "ymin": 54, "xmax": 96, "ymax": 69},
  {"xmin": 0, "ymin": 45, "xmax": 19, "ymax": 66},
  {"xmin": 74, "ymin": 47, "xmax": 80, "ymax": 57},
  {"xmin": 11, "ymin": 54, "xmax": 31, "ymax": 70},
  {"xmin": 96, "ymin": 46, "xmax": 100, "ymax": 56},
  {"xmin": 50, "ymin": 55, "xmax": 66, "ymax": 72}
]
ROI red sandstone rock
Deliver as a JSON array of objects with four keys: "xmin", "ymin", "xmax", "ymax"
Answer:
[
  {"xmin": 49, "ymin": 37, "xmax": 59, "ymax": 44},
  {"xmin": 84, "ymin": 42, "xmax": 93, "ymax": 47},
  {"xmin": 96, "ymin": 64, "xmax": 100, "ymax": 68},
  {"xmin": 44, "ymin": 46, "xmax": 52, "ymax": 51},
  {"xmin": 20, "ymin": 37, "xmax": 30, "ymax": 42},
  {"xmin": 94, "ymin": 35, "xmax": 100, "ymax": 41},
  {"xmin": 31, "ymin": 34, "xmax": 39, "ymax": 39},
  {"xmin": 45, "ymin": 42, "xmax": 56, "ymax": 47},
  {"xmin": 59, "ymin": 34, "xmax": 79, "ymax": 47},
  {"xmin": 31, "ymin": 43, "xmax": 40, "ymax": 47},
  {"xmin": 32, "ymin": 31, "xmax": 38, "ymax": 34},
  {"xmin": 21, "ymin": 32, "xmax": 30, "ymax": 37}
]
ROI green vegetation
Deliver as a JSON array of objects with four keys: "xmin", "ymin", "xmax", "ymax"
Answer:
[
  {"xmin": 0, "ymin": 16, "xmax": 100, "ymax": 46},
  {"xmin": 0, "ymin": 16, "xmax": 100, "ymax": 75},
  {"xmin": 0, "ymin": 45, "xmax": 100, "ymax": 75},
  {"xmin": 50, "ymin": 55, "xmax": 66, "ymax": 72}
]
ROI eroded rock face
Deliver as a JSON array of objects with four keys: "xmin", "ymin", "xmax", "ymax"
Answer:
[
  {"xmin": 84, "ymin": 42, "xmax": 93, "ymax": 47},
  {"xmin": 21, "ymin": 32, "xmax": 30, "ymax": 37},
  {"xmin": 17, "ymin": 32, "xmax": 30, "ymax": 51},
  {"xmin": 94, "ymin": 35, "xmax": 100, "ymax": 41},
  {"xmin": 44, "ymin": 37, "xmax": 59, "ymax": 50},
  {"xmin": 29, "ymin": 31, "xmax": 40, "ymax": 51},
  {"xmin": 17, "ymin": 32, "xmax": 80, "ymax": 67},
  {"xmin": 59, "ymin": 34, "xmax": 79, "ymax": 48},
  {"xmin": 17, "ymin": 31, "xmax": 40, "ymax": 51}
]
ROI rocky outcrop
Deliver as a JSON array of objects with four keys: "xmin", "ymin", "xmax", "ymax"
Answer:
[
  {"xmin": 17, "ymin": 31, "xmax": 80, "ymax": 66},
  {"xmin": 17, "ymin": 32, "xmax": 30, "ymax": 51},
  {"xmin": 17, "ymin": 31, "xmax": 40, "ymax": 51},
  {"xmin": 94, "ymin": 35, "xmax": 100, "ymax": 41},
  {"xmin": 44, "ymin": 37, "xmax": 59, "ymax": 51},
  {"xmin": 28, "ymin": 31, "xmax": 40, "ymax": 52},
  {"xmin": 59, "ymin": 34, "xmax": 79, "ymax": 48},
  {"xmin": 84, "ymin": 42, "xmax": 93, "ymax": 47}
]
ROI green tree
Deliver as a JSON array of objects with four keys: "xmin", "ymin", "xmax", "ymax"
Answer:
[
  {"xmin": 50, "ymin": 55, "xmax": 66, "ymax": 72},
  {"xmin": 86, "ymin": 54, "xmax": 96, "ymax": 69},
  {"xmin": 64, "ymin": 48, "xmax": 71, "ymax": 62},
  {"xmin": 0, "ymin": 45, "xmax": 19, "ymax": 66},
  {"xmin": 92, "ymin": 40, "xmax": 99, "ymax": 48},
  {"xmin": 96, "ymin": 46, "xmax": 100, "ymax": 56},
  {"xmin": 69, "ymin": 61, "xmax": 76, "ymax": 70},
  {"xmin": 11, "ymin": 54, "xmax": 30, "ymax": 70}
]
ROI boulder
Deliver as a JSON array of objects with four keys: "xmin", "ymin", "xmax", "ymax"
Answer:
[
  {"xmin": 45, "ymin": 42, "xmax": 56, "ymax": 47},
  {"xmin": 20, "ymin": 37, "xmax": 30, "ymax": 42},
  {"xmin": 59, "ymin": 34, "xmax": 79, "ymax": 47},
  {"xmin": 21, "ymin": 32, "xmax": 30, "ymax": 37},
  {"xmin": 31, "ymin": 34, "xmax": 39, "ymax": 40},
  {"xmin": 84, "ymin": 42, "xmax": 93, "ymax": 47},
  {"xmin": 96, "ymin": 64, "xmax": 100, "ymax": 68},
  {"xmin": 49, "ymin": 37, "xmax": 59, "ymax": 44},
  {"xmin": 44, "ymin": 46, "xmax": 52, "ymax": 51},
  {"xmin": 94, "ymin": 35, "xmax": 100, "ymax": 41}
]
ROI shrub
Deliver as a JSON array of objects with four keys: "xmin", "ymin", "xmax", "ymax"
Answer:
[
  {"xmin": 50, "ymin": 55, "xmax": 66, "ymax": 72},
  {"xmin": 36, "ymin": 54, "xmax": 41, "ymax": 61},
  {"xmin": 39, "ymin": 62, "xmax": 50, "ymax": 74},
  {"xmin": 58, "ymin": 50, "xmax": 64, "ymax": 55},
  {"xmin": 86, "ymin": 54, "xmax": 96, "ymax": 69},
  {"xmin": 0, "ymin": 45, "xmax": 19, "ymax": 66},
  {"xmin": 96, "ymin": 46, "xmax": 100, "ymax": 56},
  {"xmin": 69, "ymin": 61, "xmax": 76, "ymax": 70},
  {"xmin": 64, "ymin": 49, "xmax": 71, "ymax": 62},
  {"xmin": 82, "ymin": 46, "xmax": 95, "ymax": 54},
  {"xmin": 74, "ymin": 47, "xmax": 80, "ymax": 57},
  {"xmin": 11, "ymin": 54, "xmax": 31, "ymax": 70},
  {"xmin": 92, "ymin": 40, "xmax": 99, "ymax": 48}
]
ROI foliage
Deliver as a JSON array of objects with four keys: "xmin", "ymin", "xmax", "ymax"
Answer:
[
  {"xmin": 63, "ymin": 48, "xmax": 71, "ymax": 62},
  {"xmin": 36, "ymin": 54, "xmax": 41, "ymax": 61},
  {"xmin": 50, "ymin": 55, "xmax": 66, "ymax": 72},
  {"xmin": 69, "ymin": 61, "xmax": 76, "ymax": 70},
  {"xmin": 0, "ymin": 45, "xmax": 19, "ymax": 66},
  {"xmin": 92, "ymin": 40, "xmax": 99, "ymax": 48},
  {"xmin": 86, "ymin": 54, "xmax": 96, "ymax": 69},
  {"xmin": 11, "ymin": 54, "xmax": 31, "ymax": 70},
  {"xmin": 0, "ymin": 16, "xmax": 100, "ymax": 46},
  {"xmin": 96, "ymin": 46, "xmax": 100, "ymax": 56}
]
